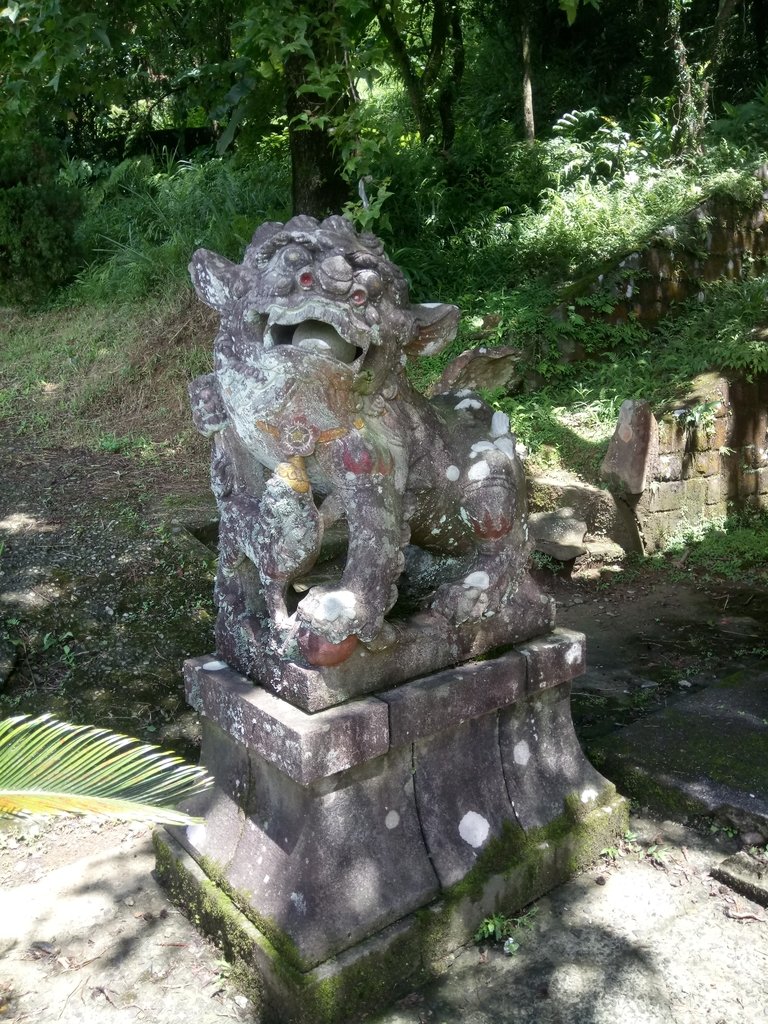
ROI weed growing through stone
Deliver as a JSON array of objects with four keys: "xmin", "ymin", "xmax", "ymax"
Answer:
[
  {"xmin": 531, "ymin": 551, "xmax": 563, "ymax": 574},
  {"xmin": 708, "ymin": 821, "xmax": 739, "ymax": 840},
  {"xmin": 681, "ymin": 400, "xmax": 719, "ymax": 435},
  {"xmin": 601, "ymin": 830, "xmax": 644, "ymax": 864},
  {"xmin": 474, "ymin": 905, "xmax": 538, "ymax": 952}
]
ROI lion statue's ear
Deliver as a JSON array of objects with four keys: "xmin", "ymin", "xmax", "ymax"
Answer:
[
  {"xmin": 405, "ymin": 303, "xmax": 460, "ymax": 357},
  {"xmin": 189, "ymin": 249, "xmax": 241, "ymax": 312}
]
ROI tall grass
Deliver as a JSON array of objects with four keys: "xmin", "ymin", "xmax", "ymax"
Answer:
[
  {"xmin": 70, "ymin": 149, "xmax": 290, "ymax": 303},
  {"xmin": 0, "ymin": 290, "xmax": 215, "ymax": 453}
]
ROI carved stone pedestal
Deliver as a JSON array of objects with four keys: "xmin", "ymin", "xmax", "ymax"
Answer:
[{"xmin": 155, "ymin": 628, "xmax": 627, "ymax": 1024}]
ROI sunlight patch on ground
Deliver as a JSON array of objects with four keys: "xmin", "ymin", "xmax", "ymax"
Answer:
[
  {"xmin": 0, "ymin": 512, "xmax": 58, "ymax": 535},
  {"xmin": 0, "ymin": 588, "xmax": 55, "ymax": 610}
]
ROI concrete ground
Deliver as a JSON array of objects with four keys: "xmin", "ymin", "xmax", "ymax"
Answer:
[{"xmin": 1, "ymin": 813, "xmax": 766, "ymax": 1024}]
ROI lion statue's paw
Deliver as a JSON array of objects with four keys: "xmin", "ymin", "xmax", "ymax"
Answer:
[{"xmin": 431, "ymin": 569, "xmax": 504, "ymax": 625}]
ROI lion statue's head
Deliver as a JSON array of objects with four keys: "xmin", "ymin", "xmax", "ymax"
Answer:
[{"xmin": 189, "ymin": 214, "xmax": 460, "ymax": 392}]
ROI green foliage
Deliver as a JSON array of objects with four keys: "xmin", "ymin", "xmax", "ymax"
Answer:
[
  {"xmin": 494, "ymin": 387, "xmax": 618, "ymax": 478},
  {"xmin": 473, "ymin": 905, "xmax": 538, "ymax": 949},
  {"xmin": 387, "ymin": 114, "xmax": 760, "ymax": 306},
  {"xmin": 0, "ymin": 138, "xmax": 84, "ymax": 303},
  {"xmin": 0, "ymin": 0, "xmax": 243, "ymax": 155},
  {"xmin": 680, "ymin": 400, "xmax": 719, "ymax": 434},
  {"xmin": 558, "ymin": 0, "xmax": 601, "ymax": 27},
  {"xmin": 661, "ymin": 507, "xmax": 768, "ymax": 582},
  {"xmin": 0, "ymin": 713, "xmax": 211, "ymax": 822},
  {"xmin": 549, "ymin": 109, "xmax": 648, "ymax": 184},
  {"xmin": 654, "ymin": 276, "xmax": 768, "ymax": 380},
  {"xmin": 711, "ymin": 80, "xmax": 768, "ymax": 151},
  {"xmin": 72, "ymin": 150, "xmax": 290, "ymax": 302}
]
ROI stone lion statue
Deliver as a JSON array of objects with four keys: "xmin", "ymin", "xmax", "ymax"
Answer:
[{"xmin": 189, "ymin": 215, "xmax": 551, "ymax": 702}]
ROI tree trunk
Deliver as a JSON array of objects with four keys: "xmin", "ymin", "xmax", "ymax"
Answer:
[
  {"xmin": 374, "ymin": 0, "xmax": 433, "ymax": 143},
  {"xmin": 668, "ymin": 0, "xmax": 703, "ymax": 150},
  {"xmin": 375, "ymin": 0, "xmax": 463, "ymax": 151},
  {"xmin": 753, "ymin": 0, "xmax": 768, "ymax": 74},
  {"xmin": 521, "ymin": 5, "xmax": 535, "ymax": 143},
  {"xmin": 283, "ymin": 54, "xmax": 349, "ymax": 218},
  {"xmin": 669, "ymin": 0, "xmax": 742, "ymax": 151},
  {"xmin": 437, "ymin": 3, "xmax": 464, "ymax": 151},
  {"xmin": 699, "ymin": 0, "xmax": 742, "ymax": 116}
]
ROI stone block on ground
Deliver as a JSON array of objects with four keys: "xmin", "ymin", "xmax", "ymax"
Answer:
[
  {"xmin": 590, "ymin": 670, "xmax": 768, "ymax": 833},
  {"xmin": 527, "ymin": 474, "xmax": 642, "ymax": 554},
  {"xmin": 600, "ymin": 400, "xmax": 659, "ymax": 494},
  {"xmin": 529, "ymin": 508, "xmax": 588, "ymax": 561},
  {"xmin": 156, "ymin": 786, "xmax": 628, "ymax": 1024},
  {"xmin": 711, "ymin": 850, "xmax": 768, "ymax": 909},
  {"xmin": 429, "ymin": 345, "xmax": 524, "ymax": 396},
  {"xmin": 178, "ymin": 731, "xmax": 440, "ymax": 969},
  {"xmin": 583, "ymin": 536, "xmax": 626, "ymax": 561}
]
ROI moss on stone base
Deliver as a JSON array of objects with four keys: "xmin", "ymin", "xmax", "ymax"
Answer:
[
  {"xmin": 153, "ymin": 831, "xmax": 269, "ymax": 1008},
  {"xmin": 154, "ymin": 791, "xmax": 627, "ymax": 1024}
]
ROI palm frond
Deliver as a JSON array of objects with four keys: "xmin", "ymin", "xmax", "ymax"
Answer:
[{"xmin": 0, "ymin": 714, "xmax": 212, "ymax": 825}]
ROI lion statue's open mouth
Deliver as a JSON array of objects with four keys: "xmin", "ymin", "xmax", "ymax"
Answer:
[{"xmin": 265, "ymin": 316, "xmax": 363, "ymax": 364}]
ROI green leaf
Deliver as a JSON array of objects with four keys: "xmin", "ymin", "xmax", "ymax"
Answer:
[
  {"xmin": 92, "ymin": 25, "xmax": 111, "ymax": 48},
  {"xmin": 216, "ymin": 101, "xmax": 246, "ymax": 156},
  {"xmin": 0, "ymin": 714, "xmax": 212, "ymax": 824},
  {"xmin": 26, "ymin": 48, "xmax": 47, "ymax": 70},
  {"xmin": 559, "ymin": 0, "xmax": 601, "ymax": 24}
]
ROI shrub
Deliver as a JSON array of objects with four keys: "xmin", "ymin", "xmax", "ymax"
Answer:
[{"xmin": 0, "ymin": 139, "xmax": 84, "ymax": 304}]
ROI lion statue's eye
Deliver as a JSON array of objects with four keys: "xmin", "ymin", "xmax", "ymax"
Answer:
[
  {"xmin": 355, "ymin": 269, "xmax": 382, "ymax": 299},
  {"xmin": 283, "ymin": 245, "xmax": 311, "ymax": 267}
]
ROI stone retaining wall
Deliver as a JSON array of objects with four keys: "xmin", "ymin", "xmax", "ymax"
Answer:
[
  {"xmin": 600, "ymin": 372, "xmax": 768, "ymax": 552},
  {"xmin": 557, "ymin": 181, "xmax": 768, "ymax": 329}
]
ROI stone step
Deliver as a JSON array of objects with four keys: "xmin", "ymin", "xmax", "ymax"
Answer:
[
  {"xmin": 589, "ymin": 668, "xmax": 768, "ymax": 834},
  {"xmin": 527, "ymin": 471, "xmax": 642, "ymax": 554}
]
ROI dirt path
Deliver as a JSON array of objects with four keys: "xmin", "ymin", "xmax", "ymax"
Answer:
[
  {"xmin": 0, "ymin": 432, "xmax": 216, "ymax": 757},
  {"xmin": 0, "ymin": 820, "xmax": 251, "ymax": 1023}
]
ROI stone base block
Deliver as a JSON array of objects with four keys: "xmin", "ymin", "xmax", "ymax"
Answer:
[
  {"xmin": 216, "ymin": 574, "xmax": 556, "ymax": 712},
  {"xmin": 155, "ymin": 791, "xmax": 627, "ymax": 1024},
  {"xmin": 158, "ymin": 630, "xmax": 627, "ymax": 1022}
]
